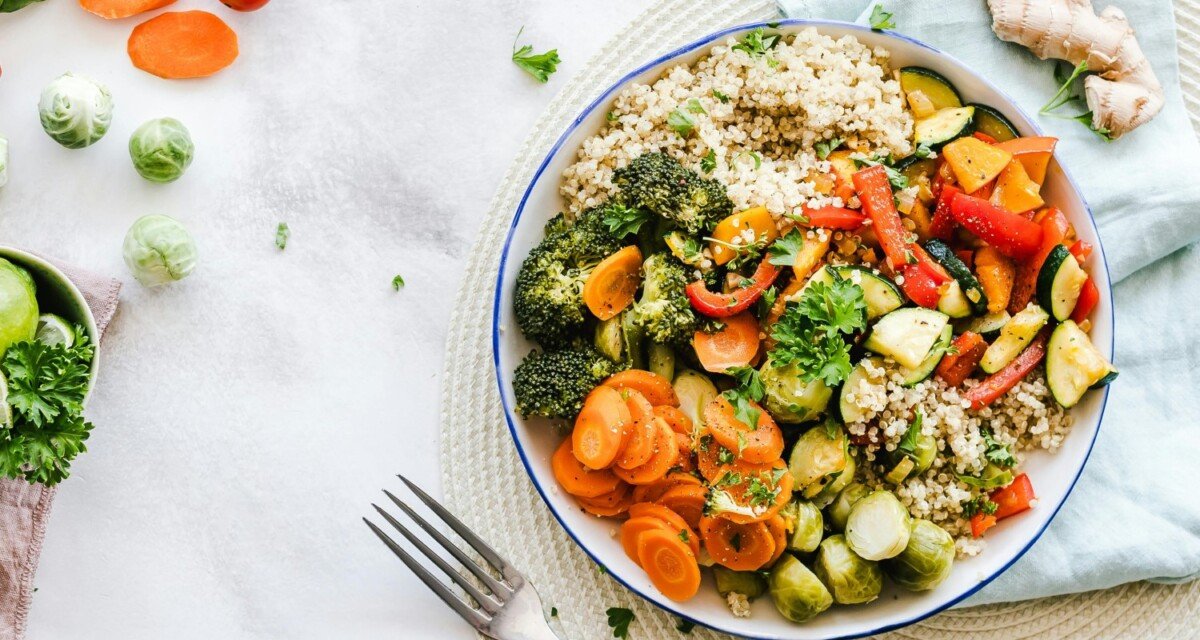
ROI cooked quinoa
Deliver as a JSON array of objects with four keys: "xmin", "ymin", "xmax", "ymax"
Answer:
[{"xmin": 560, "ymin": 28, "xmax": 913, "ymax": 221}]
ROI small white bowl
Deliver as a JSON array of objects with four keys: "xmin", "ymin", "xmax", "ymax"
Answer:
[{"xmin": 491, "ymin": 19, "xmax": 1113, "ymax": 640}]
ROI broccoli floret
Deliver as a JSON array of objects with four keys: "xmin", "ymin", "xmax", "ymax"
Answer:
[
  {"xmin": 629, "ymin": 253, "xmax": 703, "ymax": 345},
  {"xmin": 613, "ymin": 152, "xmax": 733, "ymax": 236},
  {"xmin": 513, "ymin": 346, "xmax": 624, "ymax": 420},
  {"xmin": 514, "ymin": 208, "xmax": 625, "ymax": 348}
]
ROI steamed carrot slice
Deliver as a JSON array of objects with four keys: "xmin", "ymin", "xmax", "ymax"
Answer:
[
  {"xmin": 652, "ymin": 405, "xmax": 693, "ymax": 436},
  {"xmin": 613, "ymin": 418, "xmax": 679, "ymax": 485},
  {"xmin": 700, "ymin": 515, "xmax": 775, "ymax": 571},
  {"xmin": 577, "ymin": 483, "xmax": 633, "ymax": 518},
  {"xmin": 632, "ymin": 471, "xmax": 702, "ymax": 504},
  {"xmin": 604, "ymin": 370, "xmax": 679, "ymax": 407},
  {"xmin": 128, "ymin": 11, "xmax": 239, "ymax": 79},
  {"xmin": 628, "ymin": 502, "xmax": 699, "ymax": 556},
  {"xmin": 637, "ymin": 528, "xmax": 702, "ymax": 602},
  {"xmin": 572, "ymin": 386, "xmax": 632, "ymax": 470},
  {"xmin": 693, "ymin": 311, "xmax": 761, "ymax": 373},
  {"xmin": 765, "ymin": 514, "xmax": 788, "ymax": 565},
  {"xmin": 696, "ymin": 430, "xmax": 738, "ymax": 482},
  {"xmin": 621, "ymin": 516, "xmax": 675, "ymax": 563},
  {"xmin": 673, "ymin": 432, "xmax": 696, "ymax": 474},
  {"xmin": 710, "ymin": 459, "xmax": 793, "ymax": 524},
  {"xmin": 703, "ymin": 396, "xmax": 783, "ymax": 464},
  {"xmin": 583, "ymin": 246, "xmax": 643, "ymax": 320},
  {"xmin": 616, "ymin": 391, "xmax": 656, "ymax": 470},
  {"xmin": 657, "ymin": 483, "xmax": 707, "ymax": 529},
  {"xmin": 551, "ymin": 438, "xmax": 622, "ymax": 498},
  {"xmin": 80, "ymin": 0, "xmax": 175, "ymax": 19}
]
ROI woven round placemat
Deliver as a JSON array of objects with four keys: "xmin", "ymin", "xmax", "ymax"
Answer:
[{"xmin": 440, "ymin": 1, "xmax": 1200, "ymax": 637}]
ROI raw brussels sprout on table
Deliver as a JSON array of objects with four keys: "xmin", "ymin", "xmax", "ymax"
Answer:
[
  {"xmin": 129, "ymin": 117, "xmax": 195, "ymax": 183},
  {"xmin": 812, "ymin": 534, "xmax": 884, "ymax": 604},
  {"xmin": 885, "ymin": 518, "xmax": 956, "ymax": 591},
  {"xmin": 768, "ymin": 554, "xmax": 833, "ymax": 623},
  {"xmin": 38, "ymin": 73, "xmax": 113, "ymax": 149},
  {"xmin": 845, "ymin": 490, "xmax": 912, "ymax": 561},
  {"xmin": 123, "ymin": 214, "xmax": 198, "ymax": 286}
]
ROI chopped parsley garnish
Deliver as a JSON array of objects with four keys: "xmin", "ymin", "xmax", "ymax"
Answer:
[
  {"xmin": 730, "ymin": 532, "xmax": 743, "ymax": 552},
  {"xmin": 981, "ymin": 428, "xmax": 1016, "ymax": 468},
  {"xmin": 767, "ymin": 228, "xmax": 804, "ymax": 266},
  {"xmin": 756, "ymin": 285, "xmax": 778, "ymax": 318},
  {"xmin": 869, "ymin": 3, "xmax": 896, "ymax": 30},
  {"xmin": 895, "ymin": 410, "xmax": 924, "ymax": 458},
  {"xmin": 853, "ymin": 153, "xmax": 909, "ymax": 190},
  {"xmin": 716, "ymin": 446, "xmax": 735, "ymax": 465},
  {"xmin": 815, "ymin": 137, "xmax": 843, "ymax": 160},
  {"xmin": 726, "ymin": 365, "xmax": 766, "ymax": 402},
  {"xmin": 667, "ymin": 108, "xmax": 696, "ymax": 137},
  {"xmin": 602, "ymin": 204, "xmax": 652, "ymax": 238},
  {"xmin": 686, "ymin": 98, "xmax": 706, "ymax": 114},
  {"xmin": 722, "ymin": 389, "xmax": 761, "ymax": 430},
  {"xmin": 962, "ymin": 496, "xmax": 998, "ymax": 518},
  {"xmin": 275, "ymin": 222, "xmax": 289, "ymax": 250},
  {"xmin": 700, "ymin": 149, "xmax": 717, "ymax": 174},
  {"xmin": 606, "ymin": 607, "xmax": 635, "ymax": 638},
  {"xmin": 511, "ymin": 26, "xmax": 560, "ymax": 83},
  {"xmin": 703, "ymin": 233, "xmax": 768, "ymax": 270},
  {"xmin": 745, "ymin": 474, "xmax": 780, "ymax": 506},
  {"xmin": 392, "ymin": 275, "xmax": 405, "ymax": 290},
  {"xmin": 732, "ymin": 27, "xmax": 780, "ymax": 58},
  {"xmin": 678, "ymin": 529, "xmax": 690, "ymax": 543},
  {"xmin": 713, "ymin": 89, "xmax": 731, "ymax": 103},
  {"xmin": 737, "ymin": 151, "xmax": 763, "ymax": 169},
  {"xmin": 913, "ymin": 143, "xmax": 933, "ymax": 159},
  {"xmin": 768, "ymin": 274, "xmax": 867, "ymax": 386},
  {"xmin": 606, "ymin": 111, "xmax": 618, "ymax": 122}
]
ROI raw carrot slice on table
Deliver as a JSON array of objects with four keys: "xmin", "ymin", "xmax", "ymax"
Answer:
[
  {"xmin": 572, "ymin": 386, "xmax": 631, "ymax": 470},
  {"xmin": 128, "ymin": 11, "xmax": 239, "ymax": 79},
  {"xmin": 637, "ymin": 528, "xmax": 702, "ymax": 602},
  {"xmin": 703, "ymin": 396, "xmax": 784, "ymax": 464},
  {"xmin": 699, "ymin": 514, "xmax": 775, "ymax": 571},
  {"xmin": 613, "ymin": 418, "xmax": 679, "ymax": 485},
  {"xmin": 80, "ymin": 0, "xmax": 175, "ymax": 19},
  {"xmin": 582, "ymin": 246, "xmax": 642, "ymax": 320},
  {"xmin": 551, "ymin": 438, "xmax": 622, "ymax": 498},
  {"xmin": 615, "ymin": 391, "xmax": 656, "ymax": 470},
  {"xmin": 603, "ymin": 370, "xmax": 679, "ymax": 407},
  {"xmin": 657, "ymin": 483, "xmax": 707, "ymax": 529},
  {"xmin": 693, "ymin": 311, "xmax": 761, "ymax": 373}
]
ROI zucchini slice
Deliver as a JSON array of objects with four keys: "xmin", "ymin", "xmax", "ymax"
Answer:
[
  {"xmin": 924, "ymin": 239, "xmax": 988, "ymax": 316},
  {"xmin": 796, "ymin": 265, "xmax": 904, "ymax": 320},
  {"xmin": 1037, "ymin": 244, "xmax": 1089, "ymax": 321},
  {"xmin": 839, "ymin": 357, "xmax": 886, "ymax": 424},
  {"xmin": 956, "ymin": 310, "xmax": 1010, "ymax": 338},
  {"xmin": 895, "ymin": 155, "xmax": 938, "ymax": 186},
  {"xmin": 899, "ymin": 324, "xmax": 953, "ymax": 386},
  {"xmin": 900, "ymin": 67, "xmax": 963, "ymax": 111},
  {"xmin": 970, "ymin": 103, "xmax": 1020, "ymax": 142},
  {"xmin": 914, "ymin": 106, "xmax": 975, "ymax": 148},
  {"xmin": 864, "ymin": 308, "xmax": 950, "ymax": 370},
  {"xmin": 980, "ymin": 303, "xmax": 1049, "ymax": 373},
  {"xmin": 1046, "ymin": 320, "xmax": 1117, "ymax": 407},
  {"xmin": 936, "ymin": 280, "xmax": 972, "ymax": 319}
]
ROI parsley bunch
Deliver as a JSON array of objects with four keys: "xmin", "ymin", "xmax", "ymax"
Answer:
[
  {"xmin": 769, "ymin": 274, "xmax": 867, "ymax": 386},
  {"xmin": 0, "ymin": 333, "xmax": 95, "ymax": 485}
]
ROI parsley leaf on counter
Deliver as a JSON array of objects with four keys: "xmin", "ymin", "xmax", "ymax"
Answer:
[
  {"xmin": 606, "ymin": 607, "xmax": 635, "ymax": 638},
  {"xmin": 275, "ymin": 222, "xmax": 289, "ymax": 250},
  {"xmin": 512, "ymin": 26, "xmax": 561, "ymax": 83},
  {"xmin": 392, "ymin": 275, "xmax": 405, "ymax": 290},
  {"xmin": 676, "ymin": 618, "xmax": 695, "ymax": 633}
]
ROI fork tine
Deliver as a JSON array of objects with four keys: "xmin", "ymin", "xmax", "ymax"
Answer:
[
  {"xmin": 370, "ymin": 504, "xmax": 504, "ymax": 614},
  {"xmin": 362, "ymin": 517, "xmax": 490, "ymax": 628},
  {"xmin": 396, "ymin": 474, "xmax": 515, "ymax": 579},
  {"xmin": 382, "ymin": 490, "xmax": 514, "ymax": 598}
]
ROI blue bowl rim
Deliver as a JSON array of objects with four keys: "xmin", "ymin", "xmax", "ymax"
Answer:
[{"xmin": 490, "ymin": 18, "xmax": 1113, "ymax": 640}]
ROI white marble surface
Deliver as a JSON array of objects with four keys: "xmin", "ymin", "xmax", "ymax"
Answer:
[{"xmin": 0, "ymin": 0, "xmax": 647, "ymax": 637}]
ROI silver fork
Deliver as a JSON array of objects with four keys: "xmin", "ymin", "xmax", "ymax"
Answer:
[{"xmin": 364, "ymin": 475, "xmax": 561, "ymax": 640}]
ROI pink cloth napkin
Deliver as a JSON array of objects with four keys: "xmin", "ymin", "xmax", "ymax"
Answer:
[{"xmin": 0, "ymin": 259, "xmax": 120, "ymax": 640}]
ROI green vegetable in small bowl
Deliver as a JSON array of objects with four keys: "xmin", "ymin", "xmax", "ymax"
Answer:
[
  {"xmin": 129, "ymin": 118, "xmax": 195, "ymax": 183},
  {"xmin": 38, "ymin": 73, "xmax": 113, "ymax": 149},
  {"xmin": 123, "ymin": 214, "xmax": 198, "ymax": 286},
  {"xmin": 0, "ymin": 258, "xmax": 39, "ymax": 355}
]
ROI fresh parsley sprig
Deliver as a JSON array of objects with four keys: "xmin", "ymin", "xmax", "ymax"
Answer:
[
  {"xmin": 981, "ymin": 428, "xmax": 1016, "ymax": 468},
  {"xmin": 1040, "ymin": 60, "xmax": 1113, "ymax": 141},
  {"xmin": 602, "ymin": 204, "xmax": 652, "ymax": 238},
  {"xmin": 732, "ymin": 27, "xmax": 780, "ymax": 58},
  {"xmin": 767, "ymin": 228, "xmax": 804, "ymax": 267},
  {"xmin": 768, "ymin": 274, "xmax": 867, "ymax": 386},
  {"xmin": 869, "ymin": 3, "xmax": 896, "ymax": 30},
  {"xmin": 512, "ymin": 26, "xmax": 561, "ymax": 83}
]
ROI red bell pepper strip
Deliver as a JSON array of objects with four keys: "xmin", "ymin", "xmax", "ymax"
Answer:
[
  {"xmin": 950, "ymin": 192, "xmax": 1043, "ymax": 260},
  {"xmin": 972, "ymin": 131, "xmax": 998, "ymax": 144},
  {"xmin": 970, "ymin": 513, "xmax": 997, "ymax": 538},
  {"xmin": 955, "ymin": 249, "xmax": 974, "ymax": 269},
  {"xmin": 1070, "ymin": 278, "xmax": 1100, "ymax": 323},
  {"xmin": 910, "ymin": 243, "xmax": 951, "ymax": 285},
  {"xmin": 685, "ymin": 256, "xmax": 780, "ymax": 318},
  {"xmin": 935, "ymin": 331, "xmax": 988, "ymax": 387},
  {"xmin": 991, "ymin": 473, "xmax": 1036, "ymax": 519},
  {"xmin": 799, "ymin": 206, "xmax": 867, "ymax": 230},
  {"xmin": 900, "ymin": 264, "xmax": 942, "ymax": 308},
  {"xmin": 929, "ymin": 185, "xmax": 960, "ymax": 241},
  {"xmin": 853, "ymin": 165, "xmax": 910, "ymax": 270},
  {"xmin": 1069, "ymin": 239, "xmax": 1093, "ymax": 264},
  {"xmin": 1009, "ymin": 208, "xmax": 1069, "ymax": 314},
  {"xmin": 964, "ymin": 329, "xmax": 1049, "ymax": 410}
]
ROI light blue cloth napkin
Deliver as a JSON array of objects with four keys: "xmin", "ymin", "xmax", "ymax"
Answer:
[{"xmin": 775, "ymin": 0, "xmax": 1200, "ymax": 606}]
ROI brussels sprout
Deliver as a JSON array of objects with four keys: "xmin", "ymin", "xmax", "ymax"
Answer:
[
  {"xmin": 713, "ymin": 566, "xmax": 767, "ymax": 599},
  {"xmin": 122, "ymin": 214, "xmax": 198, "ymax": 286},
  {"xmin": 129, "ymin": 117, "xmax": 194, "ymax": 183},
  {"xmin": 0, "ymin": 136, "xmax": 8, "ymax": 188},
  {"xmin": 0, "ymin": 259, "xmax": 38, "ymax": 355},
  {"xmin": 809, "ymin": 446, "xmax": 856, "ymax": 507},
  {"xmin": 38, "ymin": 73, "xmax": 113, "ymax": 149},
  {"xmin": 889, "ymin": 413, "xmax": 937, "ymax": 480},
  {"xmin": 845, "ymin": 490, "xmax": 911, "ymax": 561},
  {"xmin": 672, "ymin": 368, "xmax": 718, "ymax": 429},
  {"xmin": 788, "ymin": 422, "xmax": 846, "ymax": 492},
  {"xmin": 648, "ymin": 342, "xmax": 675, "ymax": 381},
  {"xmin": 960, "ymin": 462, "xmax": 1014, "ymax": 490},
  {"xmin": 760, "ymin": 358, "xmax": 832, "ymax": 423},
  {"xmin": 812, "ymin": 534, "xmax": 883, "ymax": 604},
  {"xmin": 885, "ymin": 519, "xmax": 956, "ymax": 591},
  {"xmin": 786, "ymin": 500, "xmax": 824, "ymax": 554},
  {"xmin": 827, "ymin": 482, "xmax": 871, "ymax": 532},
  {"xmin": 594, "ymin": 314, "xmax": 625, "ymax": 362},
  {"xmin": 768, "ymin": 554, "xmax": 833, "ymax": 623}
]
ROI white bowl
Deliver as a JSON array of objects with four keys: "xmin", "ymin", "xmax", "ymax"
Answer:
[{"xmin": 491, "ymin": 19, "xmax": 1113, "ymax": 640}]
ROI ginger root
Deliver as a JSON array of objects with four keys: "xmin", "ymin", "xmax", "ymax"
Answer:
[{"xmin": 987, "ymin": 0, "xmax": 1164, "ymax": 138}]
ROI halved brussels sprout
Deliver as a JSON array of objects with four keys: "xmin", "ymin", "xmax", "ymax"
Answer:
[
  {"xmin": 769, "ymin": 554, "xmax": 833, "ymax": 623},
  {"xmin": 788, "ymin": 422, "xmax": 846, "ymax": 492},
  {"xmin": 713, "ymin": 566, "xmax": 767, "ymax": 599},
  {"xmin": 889, "ymin": 414, "xmax": 937, "ymax": 480},
  {"xmin": 129, "ymin": 117, "xmax": 195, "ymax": 183},
  {"xmin": 594, "ymin": 314, "xmax": 625, "ymax": 362},
  {"xmin": 826, "ymin": 482, "xmax": 871, "ymax": 532},
  {"xmin": 885, "ymin": 519, "xmax": 955, "ymax": 591},
  {"xmin": 648, "ymin": 342, "xmax": 675, "ymax": 381},
  {"xmin": 759, "ymin": 358, "xmax": 832, "ymax": 423},
  {"xmin": 122, "ymin": 214, "xmax": 198, "ymax": 286},
  {"xmin": 38, "ymin": 73, "xmax": 113, "ymax": 149},
  {"xmin": 785, "ymin": 500, "xmax": 824, "ymax": 554},
  {"xmin": 809, "ymin": 446, "xmax": 856, "ymax": 508},
  {"xmin": 812, "ymin": 534, "xmax": 883, "ymax": 604},
  {"xmin": 672, "ymin": 369, "xmax": 718, "ymax": 430},
  {"xmin": 845, "ymin": 490, "xmax": 911, "ymax": 561}
]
